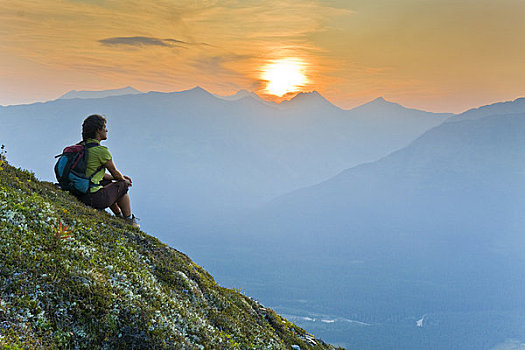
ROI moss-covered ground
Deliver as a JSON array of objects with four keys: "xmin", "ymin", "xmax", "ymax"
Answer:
[{"xmin": 0, "ymin": 158, "xmax": 342, "ymax": 350}]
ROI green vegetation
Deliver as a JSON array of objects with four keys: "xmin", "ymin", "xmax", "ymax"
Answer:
[{"xmin": 0, "ymin": 158, "xmax": 342, "ymax": 349}]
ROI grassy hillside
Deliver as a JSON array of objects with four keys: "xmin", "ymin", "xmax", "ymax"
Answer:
[{"xmin": 0, "ymin": 157, "xmax": 340, "ymax": 350}]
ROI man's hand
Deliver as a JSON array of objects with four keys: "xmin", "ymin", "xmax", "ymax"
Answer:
[
  {"xmin": 104, "ymin": 159, "xmax": 130, "ymax": 185},
  {"xmin": 124, "ymin": 175, "xmax": 133, "ymax": 187}
]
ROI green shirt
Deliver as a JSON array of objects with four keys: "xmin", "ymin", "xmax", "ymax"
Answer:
[{"xmin": 84, "ymin": 139, "xmax": 112, "ymax": 193}]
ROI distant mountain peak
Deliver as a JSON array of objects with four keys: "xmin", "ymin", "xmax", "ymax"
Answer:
[
  {"xmin": 281, "ymin": 90, "xmax": 336, "ymax": 109},
  {"xmin": 349, "ymin": 96, "xmax": 455, "ymax": 120},
  {"xmin": 367, "ymin": 96, "xmax": 398, "ymax": 106},
  {"xmin": 58, "ymin": 86, "xmax": 142, "ymax": 100},
  {"xmin": 291, "ymin": 90, "xmax": 322, "ymax": 99},
  {"xmin": 372, "ymin": 96, "xmax": 386, "ymax": 103},
  {"xmin": 351, "ymin": 96, "xmax": 415, "ymax": 114},
  {"xmin": 187, "ymin": 86, "xmax": 208, "ymax": 93},
  {"xmin": 214, "ymin": 89, "xmax": 264, "ymax": 102},
  {"xmin": 172, "ymin": 86, "xmax": 217, "ymax": 100},
  {"xmin": 231, "ymin": 89, "xmax": 252, "ymax": 97}
]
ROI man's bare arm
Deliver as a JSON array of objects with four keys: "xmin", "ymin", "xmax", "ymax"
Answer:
[{"xmin": 104, "ymin": 159, "xmax": 126, "ymax": 182}]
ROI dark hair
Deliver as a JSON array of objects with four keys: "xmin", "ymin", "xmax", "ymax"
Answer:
[{"xmin": 82, "ymin": 114, "xmax": 106, "ymax": 140}]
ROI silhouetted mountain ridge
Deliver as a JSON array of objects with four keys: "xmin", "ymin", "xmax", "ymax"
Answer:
[
  {"xmin": 207, "ymin": 104, "xmax": 525, "ymax": 349},
  {"xmin": 281, "ymin": 91, "xmax": 338, "ymax": 110},
  {"xmin": 449, "ymin": 96, "xmax": 525, "ymax": 122},
  {"xmin": 214, "ymin": 90, "xmax": 268, "ymax": 104},
  {"xmin": 0, "ymin": 87, "xmax": 449, "ymax": 232},
  {"xmin": 58, "ymin": 86, "xmax": 142, "ymax": 100}
]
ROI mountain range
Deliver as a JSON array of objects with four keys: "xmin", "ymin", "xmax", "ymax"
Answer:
[
  {"xmin": 58, "ymin": 86, "xmax": 142, "ymax": 100},
  {"xmin": 200, "ymin": 98, "xmax": 525, "ymax": 349},
  {"xmin": 0, "ymin": 87, "xmax": 449, "ymax": 233},
  {"xmin": 213, "ymin": 89, "xmax": 268, "ymax": 104}
]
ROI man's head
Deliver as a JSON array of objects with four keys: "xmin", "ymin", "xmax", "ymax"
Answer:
[{"xmin": 82, "ymin": 114, "xmax": 107, "ymax": 141}]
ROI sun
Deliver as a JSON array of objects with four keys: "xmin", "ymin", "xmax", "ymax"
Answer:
[{"xmin": 262, "ymin": 58, "xmax": 308, "ymax": 96}]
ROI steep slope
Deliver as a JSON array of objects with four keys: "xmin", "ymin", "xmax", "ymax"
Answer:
[{"xmin": 0, "ymin": 160, "xmax": 340, "ymax": 350}]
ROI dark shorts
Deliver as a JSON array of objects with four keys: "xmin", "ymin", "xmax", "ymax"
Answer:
[{"xmin": 78, "ymin": 180, "xmax": 129, "ymax": 209}]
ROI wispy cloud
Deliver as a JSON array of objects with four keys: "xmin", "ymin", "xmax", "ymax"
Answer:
[
  {"xmin": 99, "ymin": 36, "xmax": 182, "ymax": 47},
  {"xmin": 189, "ymin": 54, "xmax": 254, "ymax": 83},
  {"xmin": 163, "ymin": 38, "xmax": 189, "ymax": 45}
]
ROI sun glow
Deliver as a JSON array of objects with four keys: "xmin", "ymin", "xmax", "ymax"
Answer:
[{"xmin": 262, "ymin": 58, "xmax": 308, "ymax": 96}]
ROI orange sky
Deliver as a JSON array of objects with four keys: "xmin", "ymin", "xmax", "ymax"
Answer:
[{"xmin": 1, "ymin": 0, "xmax": 525, "ymax": 112}]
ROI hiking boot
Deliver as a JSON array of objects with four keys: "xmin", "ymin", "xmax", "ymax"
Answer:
[{"xmin": 124, "ymin": 214, "xmax": 140, "ymax": 229}]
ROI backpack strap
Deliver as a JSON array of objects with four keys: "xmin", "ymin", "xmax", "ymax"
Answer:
[
  {"xmin": 85, "ymin": 143, "xmax": 100, "ymax": 149},
  {"xmin": 87, "ymin": 164, "xmax": 106, "ymax": 181},
  {"xmin": 80, "ymin": 140, "xmax": 100, "ymax": 148},
  {"xmin": 81, "ymin": 141, "xmax": 107, "ymax": 188}
]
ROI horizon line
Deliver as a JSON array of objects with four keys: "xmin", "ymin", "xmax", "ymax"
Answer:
[{"xmin": 2, "ymin": 86, "xmax": 523, "ymax": 115}]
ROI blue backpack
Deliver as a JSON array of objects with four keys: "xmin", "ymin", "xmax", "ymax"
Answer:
[{"xmin": 54, "ymin": 142, "xmax": 104, "ymax": 195}]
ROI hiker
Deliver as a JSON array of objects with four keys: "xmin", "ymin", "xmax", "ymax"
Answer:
[{"xmin": 76, "ymin": 114, "xmax": 139, "ymax": 228}]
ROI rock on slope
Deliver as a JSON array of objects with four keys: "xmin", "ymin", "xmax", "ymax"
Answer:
[{"xmin": 0, "ymin": 160, "xmax": 340, "ymax": 350}]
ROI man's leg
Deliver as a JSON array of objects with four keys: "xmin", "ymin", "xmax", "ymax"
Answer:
[
  {"xmin": 109, "ymin": 202, "xmax": 122, "ymax": 216},
  {"xmin": 117, "ymin": 193, "xmax": 132, "ymax": 218}
]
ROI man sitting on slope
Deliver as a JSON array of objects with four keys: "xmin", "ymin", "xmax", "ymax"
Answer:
[{"xmin": 76, "ymin": 114, "xmax": 139, "ymax": 228}]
